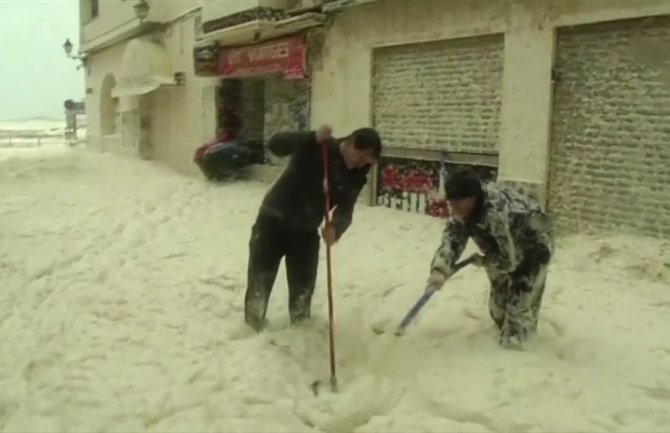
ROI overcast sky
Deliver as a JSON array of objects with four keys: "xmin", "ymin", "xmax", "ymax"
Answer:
[{"xmin": 0, "ymin": 0, "xmax": 83, "ymax": 120}]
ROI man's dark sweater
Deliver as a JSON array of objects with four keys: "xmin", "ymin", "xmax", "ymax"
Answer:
[{"xmin": 258, "ymin": 131, "xmax": 369, "ymax": 240}]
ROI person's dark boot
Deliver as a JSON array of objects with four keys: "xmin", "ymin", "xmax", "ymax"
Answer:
[
  {"xmin": 489, "ymin": 307, "xmax": 504, "ymax": 330},
  {"xmin": 289, "ymin": 302, "xmax": 311, "ymax": 327},
  {"xmin": 245, "ymin": 297, "xmax": 269, "ymax": 332},
  {"xmin": 245, "ymin": 314, "xmax": 267, "ymax": 332}
]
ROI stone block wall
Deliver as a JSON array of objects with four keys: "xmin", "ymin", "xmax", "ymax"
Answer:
[{"xmin": 263, "ymin": 76, "xmax": 311, "ymax": 165}]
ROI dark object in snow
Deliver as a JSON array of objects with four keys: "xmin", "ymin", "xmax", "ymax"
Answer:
[{"xmin": 194, "ymin": 136, "xmax": 264, "ymax": 182}]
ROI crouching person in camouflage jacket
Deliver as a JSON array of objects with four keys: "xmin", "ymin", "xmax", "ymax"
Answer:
[{"xmin": 427, "ymin": 167, "xmax": 554, "ymax": 348}]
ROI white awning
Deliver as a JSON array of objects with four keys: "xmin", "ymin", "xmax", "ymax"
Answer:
[{"xmin": 111, "ymin": 38, "xmax": 176, "ymax": 98}]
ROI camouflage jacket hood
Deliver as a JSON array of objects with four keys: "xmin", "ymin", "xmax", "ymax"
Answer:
[{"xmin": 431, "ymin": 182, "xmax": 553, "ymax": 277}]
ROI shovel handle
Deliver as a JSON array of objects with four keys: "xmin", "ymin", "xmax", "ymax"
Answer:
[{"xmin": 394, "ymin": 254, "xmax": 479, "ymax": 335}]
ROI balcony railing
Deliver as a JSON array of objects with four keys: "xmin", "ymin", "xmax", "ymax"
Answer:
[{"xmin": 0, "ymin": 129, "xmax": 86, "ymax": 148}]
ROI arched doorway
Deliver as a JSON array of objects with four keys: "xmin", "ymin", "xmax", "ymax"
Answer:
[{"xmin": 100, "ymin": 74, "xmax": 118, "ymax": 135}]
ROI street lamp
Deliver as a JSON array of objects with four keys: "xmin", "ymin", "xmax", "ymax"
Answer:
[
  {"xmin": 133, "ymin": 0, "xmax": 150, "ymax": 22},
  {"xmin": 63, "ymin": 38, "xmax": 74, "ymax": 57},
  {"xmin": 62, "ymin": 38, "xmax": 87, "ymax": 70}
]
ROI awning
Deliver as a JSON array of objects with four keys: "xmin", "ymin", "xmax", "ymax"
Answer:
[
  {"xmin": 111, "ymin": 38, "xmax": 176, "ymax": 98},
  {"xmin": 199, "ymin": 12, "xmax": 326, "ymax": 47},
  {"xmin": 321, "ymin": 0, "xmax": 379, "ymax": 13}
]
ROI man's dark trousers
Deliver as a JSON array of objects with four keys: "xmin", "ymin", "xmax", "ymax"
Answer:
[{"xmin": 244, "ymin": 213, "xmax": 319, "ymax": 331}]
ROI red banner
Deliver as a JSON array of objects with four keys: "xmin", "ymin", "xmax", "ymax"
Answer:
[{"xmin": 218, "ymin": 36, "xmax": 306, "ymax": 79}]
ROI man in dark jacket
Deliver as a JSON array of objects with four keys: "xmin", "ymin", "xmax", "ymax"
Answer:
[
  {"xmin": 427, "ymin": 167, "xmax": 554, "ymax": 348},
  {"xmin": 245, "ymin": 125, "xmax": 382, "ymax": 331}
]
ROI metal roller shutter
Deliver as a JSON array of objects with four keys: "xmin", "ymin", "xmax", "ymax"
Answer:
[
  {"xmin": 372, "ymin": 34, "xmax": 504, "ymax": 154},
  {"xmin": 549, "ymin": 16, "xmax": 670, "ymax": 237}
]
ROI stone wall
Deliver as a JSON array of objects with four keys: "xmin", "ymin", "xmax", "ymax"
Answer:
[
  {"xmin": 263, "ymin": 76, "xmax": 311, "ymax": 165},
  {"xmin": 120, "ymin": 110, "xmax": 139, "ymax": 154}
]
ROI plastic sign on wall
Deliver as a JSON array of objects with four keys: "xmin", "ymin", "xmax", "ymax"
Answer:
[{"xmin": 218, "ymin": 35, "xmax": 307, "ymax": 79}]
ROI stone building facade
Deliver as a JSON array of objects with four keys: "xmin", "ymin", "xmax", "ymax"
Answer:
[
  {"xmin": 79, "ymin": 0, "xmax": 670, "ymax": 238},
  {"xmin": 308, "ymin": 0, "xmax": 670, "ymax": 237}
]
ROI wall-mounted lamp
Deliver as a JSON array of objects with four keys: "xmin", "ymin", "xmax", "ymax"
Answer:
[
  {"xmin": 63, "ymin": 38, "xmax": 74, "ymax": 57},
  {"xmin": 134, "ymin": 0, "xmax": 150, "ymax": 22},
  {"xmin": 174, "ymin": 72, "xmax": 186, "ymax": 86},
  {"xmin": 63, "ymin": 38, "xmax": 87, "ymax": 70}
]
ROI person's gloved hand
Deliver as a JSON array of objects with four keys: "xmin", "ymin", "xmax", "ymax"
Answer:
[
  {"xmin": 426, "ymin": 270, "xmax": 447, "ymax": 292},
  {"xmin": 321, "ymin": 223, "xmax": 337, "ymax": 246},
  {"xmin": 316, "ymin": 125, "xmax": 332, "ymax": 143},
  {"xmin": 471, "ymin": 253, "xmax": 485, "ymax": 267}
]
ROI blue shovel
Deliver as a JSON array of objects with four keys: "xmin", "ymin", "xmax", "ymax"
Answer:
[{"xmin": 393, "ymin": 254, "xmax": 479, "ymax": 336}]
